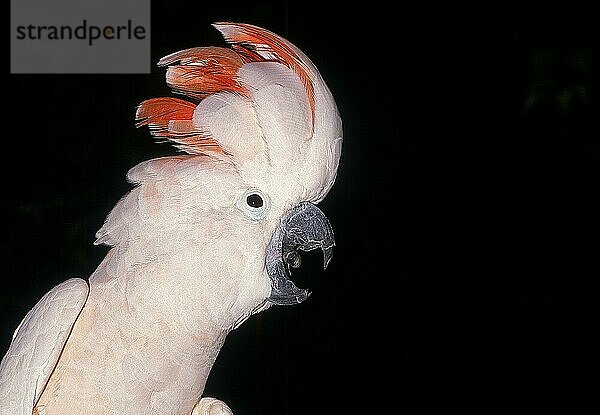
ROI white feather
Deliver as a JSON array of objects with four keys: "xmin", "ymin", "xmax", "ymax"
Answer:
[
  {"xmin": 192, "ymin": 92, "xmax": 267, "ymax": 167},
  {"xmin": 0, "ymin": 278, "xmax": 88, "ymax": 415}
]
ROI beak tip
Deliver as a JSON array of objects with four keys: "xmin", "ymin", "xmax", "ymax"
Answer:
[
  {"xmin": 323, "ymin": 245, "xmax": 334, "ymax": 270},
  {"xmin": 268, "ymin": 287, "xmax": 311, "ymax": 305}
]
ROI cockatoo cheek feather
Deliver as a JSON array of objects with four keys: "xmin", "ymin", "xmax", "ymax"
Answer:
[{"xmin": 93, "ymin": 157, "xmax": 274, "ymax": 333}]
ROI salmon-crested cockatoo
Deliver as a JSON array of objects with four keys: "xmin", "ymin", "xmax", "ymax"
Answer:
[{"xmin": 0, "ymin": 22, "xmax": 342, "ymax": 415}]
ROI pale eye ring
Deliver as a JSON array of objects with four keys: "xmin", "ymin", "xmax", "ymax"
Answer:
[{"xmin": 238, "ymin": 188, "xmax": 270, "ymax": 220}]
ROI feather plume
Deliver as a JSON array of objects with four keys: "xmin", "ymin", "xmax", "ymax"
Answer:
[{"xmin": 136, "ymin": 22, "xmax": 319, "ymax": 157}]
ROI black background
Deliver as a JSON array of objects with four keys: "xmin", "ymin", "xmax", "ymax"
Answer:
[{"xmin": 3, "ymin": 1, "xmax": 596, "ymax": 412}]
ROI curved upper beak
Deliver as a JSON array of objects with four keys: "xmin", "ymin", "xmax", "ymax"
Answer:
[{"xmin": 266, "ymin": 202, "xmax": 335, "ymax": 305}]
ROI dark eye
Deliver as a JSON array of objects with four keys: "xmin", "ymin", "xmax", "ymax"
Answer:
[
  {"xmin": 246, "ymin": 193, "xmax": 264, "ymax": 208},
  {"xmin": 239, "ymin": 189, "xmax": 270, "ymax": 220}
]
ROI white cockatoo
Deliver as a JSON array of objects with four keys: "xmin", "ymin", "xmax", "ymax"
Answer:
[{"xmin": 0, "ymin": 22, "xmax": 342, "ymax": 415}]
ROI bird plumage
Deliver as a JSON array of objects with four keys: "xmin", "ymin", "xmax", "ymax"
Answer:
[{"xmin": 0, "ymin": 22, "xmax": 342, "ymax": 415}]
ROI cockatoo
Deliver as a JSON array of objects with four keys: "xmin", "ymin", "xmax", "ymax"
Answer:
[{"xmin": 0, "ymin": 22, "xmax": 342, "ymax": 414}]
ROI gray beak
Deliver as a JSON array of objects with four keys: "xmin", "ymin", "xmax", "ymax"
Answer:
[{"xmin": 266, "ymin": 202, "xmax": 335, "ymax": 305}]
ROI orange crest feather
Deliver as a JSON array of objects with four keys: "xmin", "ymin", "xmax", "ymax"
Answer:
[{"xmin": 136, "ymin": 22, "xmax": 316, "ymax": 156}]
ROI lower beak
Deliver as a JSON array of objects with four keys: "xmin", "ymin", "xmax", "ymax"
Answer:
[{"xmin": 266, "ymin": 202, "xmax": 335, "ymax": 305}]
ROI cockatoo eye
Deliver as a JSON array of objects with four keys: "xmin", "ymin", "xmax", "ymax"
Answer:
[
  {"xmin": 237, "ymin": 188, "xmax": 270, "ymax": 220},
  {"xmin": 246, "ymin": 193, "xmax": 263, "ymax": 208}
]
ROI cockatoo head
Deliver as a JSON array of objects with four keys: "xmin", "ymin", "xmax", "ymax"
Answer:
[{"xmin": 97, "ymin": 22, "xmax": 342, "ymax": 330}]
